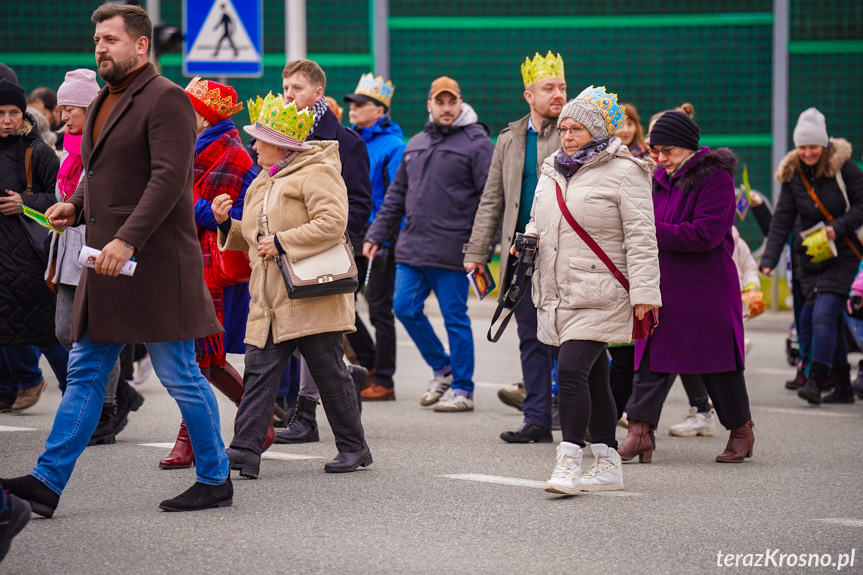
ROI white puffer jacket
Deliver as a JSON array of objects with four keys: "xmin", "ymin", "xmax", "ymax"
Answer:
[{"xmin": 526, "ymin": 138, "xmax": 662, "ymax": 346}]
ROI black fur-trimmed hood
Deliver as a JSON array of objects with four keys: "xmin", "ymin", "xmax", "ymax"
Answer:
[{"xmin": 654, "ymin": 147, "xmax": 739, "ymax": 194}]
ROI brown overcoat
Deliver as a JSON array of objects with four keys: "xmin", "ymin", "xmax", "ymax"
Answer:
[{"xmin": 67, "ymin": 64, "xmax": 220, "ymax": 344}]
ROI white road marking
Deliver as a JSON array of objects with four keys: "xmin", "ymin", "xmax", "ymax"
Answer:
[
  {"xmin": 438, "ymin": 473, "xmax": 642, "ymax": 496},
  {"xmin": 749, "ymin": 367, "xmax": 798, "ymax": 376},
  {"xmin": 814, "ymin": 518, "xmax": 863, "ymax": 528},
  {"xmin": 751, "ymin": 406, "xmax": 860, "ymax": 418},
  {"xmin": 139, "ymin": 443, "xmax": 323, "ymax": 460},
  {"xmin": 475, "ymin": 381, "xmax": 509, "ymax": 389},
  {"xmin": 0, "ymin": 424, "xmax": 37, "ymax": 432}
]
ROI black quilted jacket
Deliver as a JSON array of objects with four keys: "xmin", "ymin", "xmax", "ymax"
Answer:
[{"xmin": 0, "ymin": 114, "xmax": 61, "ymax": 346}]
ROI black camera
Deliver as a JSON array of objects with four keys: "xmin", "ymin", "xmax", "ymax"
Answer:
[{"xmin": 505, "ymin": 233, "xmax": 539, "ymax": 306}]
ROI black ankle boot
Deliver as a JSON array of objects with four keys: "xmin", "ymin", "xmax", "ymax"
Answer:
[
  {"xmin": 273, "ymin": 396, "xmax": 293, "ymax": 428},
  {"xmin": 798, "ymin": 362, "xmax": 829, "ymax": 405},
  {"xmin": 823, "ymin": 363, "xmax": 855, "ymax": 404},
  {"xmin": 853, "ymin": 361, "xmax": 863, "ymax": 399},
  {"xmin": 785, "ymin": 364, "xmax": 807, "ymax": 390},
  {"xmin": 348, "ymin": 365, "xmax": 368, "ymax": 413},
  {"xmin": 89, "ymin": 403, "xmax": 117, "ymax": 446},
  {"xmin": 0, "ymin": 476, "xmax": 60, "ymax": 518},
  {"xmin": 274, "ymin": 395, "xmax": 319, "ymax": 444},
  {"xmin": 112, "ymin": 380, "xmax": 145, "ymax": 436}
]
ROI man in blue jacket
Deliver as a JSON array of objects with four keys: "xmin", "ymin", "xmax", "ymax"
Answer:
[
  {"xmin": 343, "ymin": 74, "xmax": 405, "ymax": 402},
  {"xmin": 364, "ymin": 77, "xmax": 494, "ymax": 412}
]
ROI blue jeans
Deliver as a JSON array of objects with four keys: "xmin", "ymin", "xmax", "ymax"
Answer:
[
  {"xmin": 393, "ymin": 263, "xmax": 474, "ymax": 393},
  {"xmin": 31, "ymin": 329, "xmax": 228, "ymax": 495},
  {"xmin": 0, "ymin": 345, "xmax": 69, "ymax": 403},
  {"xmin": 802, "ymin": 292, "xmax": 848, "ymax": 368}
]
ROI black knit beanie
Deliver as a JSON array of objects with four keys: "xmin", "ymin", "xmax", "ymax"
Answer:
[
  {"xmin": 0, "ymin": 64, "xmax": 18, "ymax": 86},
  {"xmin": 0, "ymin": 78, "xmax": 26, "ymax": 113},
  {"xmin": 650, "ymin": 110, "xmax": 700, "ymax": 151}
]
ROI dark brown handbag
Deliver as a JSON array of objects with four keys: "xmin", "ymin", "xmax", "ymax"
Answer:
[{"xmin": 554, "ymin": 182, "xmax": 658, "ymax": 339}]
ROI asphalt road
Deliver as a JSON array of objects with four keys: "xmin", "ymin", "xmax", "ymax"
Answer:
[{"xmin": 2, "ymin": 305, "xmax": 862, "ymax": 574}]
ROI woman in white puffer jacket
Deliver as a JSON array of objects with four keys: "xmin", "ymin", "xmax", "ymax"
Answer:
[{"xmin": 524, "ymin": 87, "xmax": 661, "ymax": 495}]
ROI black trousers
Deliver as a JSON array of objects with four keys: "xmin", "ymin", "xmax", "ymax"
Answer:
[
  {"xmin": 556, "ymin": 340, "xmax": 617, "ymax": 449},
  {"xmin": 345, "ymin": 248, "xmax": 397, "ymax": 388},
  {"xmin": 233, "ymin": 330, "xmax": 365, "ymax": 454},
  {"xmin": 608, "ymin": 345, "xmax": 635, "ymax": 419},
  {"xmin": 627, "ymin": 345, "xmax": 751, "ymax": 430}
]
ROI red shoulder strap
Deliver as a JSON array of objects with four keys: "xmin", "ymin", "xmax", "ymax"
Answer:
[{"xmin": 555, "ymin": 181, "xmax": 630, "ymax": 292}]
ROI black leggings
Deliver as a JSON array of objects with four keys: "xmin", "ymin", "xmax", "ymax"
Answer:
[{"xmin": 556, "ymin": 340, "xmax": 617, "ymax": 449}]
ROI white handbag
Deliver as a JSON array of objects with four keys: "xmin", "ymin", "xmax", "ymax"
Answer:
[{"xmin": 275, "ymin": 242, "xmax": 359, "ymax": 299}]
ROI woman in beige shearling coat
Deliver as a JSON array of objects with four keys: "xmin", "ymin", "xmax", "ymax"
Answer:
[
  {"xmin": 212, "ymin": 105, "xmax": 370, "ymax": 479},
  {"xmin": 527, "ymin": 89, "xmax": 661, "ymax": 496}
]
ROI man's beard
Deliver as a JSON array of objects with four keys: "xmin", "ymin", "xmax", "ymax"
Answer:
[{"xmin": 98, "ymin": 52, "xmax": 139, "ymax": 83}]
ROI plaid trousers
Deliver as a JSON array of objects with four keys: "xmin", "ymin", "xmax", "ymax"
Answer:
[{"xmin": 232, "ymin": 330, "xmax": 366, "ymax": 454}]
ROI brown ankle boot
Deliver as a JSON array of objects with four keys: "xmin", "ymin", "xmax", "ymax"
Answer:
[
  {"xmin": 716, "ymin": 419, "xmax": 754, "ymax": 463},
  {"xmin": 160, "ymin": 421, "xmax": 194, "ymax": 469},
  {"xmin": 617, "ymin": 419, "xmax": 656, "ymax": 463}
]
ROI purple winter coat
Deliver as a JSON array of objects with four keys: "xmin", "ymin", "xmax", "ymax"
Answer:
[{"xmin": 635, "ymin": 147, "xmax": 745, "ymax": 374}]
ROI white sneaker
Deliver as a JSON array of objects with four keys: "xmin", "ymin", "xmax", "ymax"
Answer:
[
  {"xmin": 420, "ymin": 372, "xmax": 453, "ymax": 406},
  {"xmin": 668, "ymin": 407, "xmax": 716, "ymax": 437},
  {"xmin": 133, "ymin": 355, "xmax": 153, "ymax": 385},
  {"xmin": 432, "ymin": 389, "xmax": 474, "ymax": 412},
  {"xmin": 617, "ymin": 412, "xmax": 629, "ymax": 429},
  {"xmin": 544, "ymin": 442, "xmax": 583, "ymax": 495},
  {"xmin": 581, "ymin": 443, "xmax": 624, "ymax": 492}
]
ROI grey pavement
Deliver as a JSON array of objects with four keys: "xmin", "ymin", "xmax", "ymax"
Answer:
[{"xmin": 2, "ymin": 304, "xmax": 862, "ymax": 574}]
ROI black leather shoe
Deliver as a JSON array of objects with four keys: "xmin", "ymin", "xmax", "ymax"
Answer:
[
  {"xmin": 0, "ymin": 475, "xmax": 59, "ymax": 518},
  {"xmin": 226, "ymin": 447, "xmax": 261, "ymax": 479},
  {"xmin": 0, "ymin": 492, "xmax": 30, "ymax": 561},
  {"xmin": 274, "ymin": 395, "xmax": 319, "ymax": 444},
  {"xmin": 159, "ymin": 478, "xmax": 233, "ymax": 512},
  {"xmin": 324, "ymin": 447, "xmax": 373, "ymax": 473},
  {"xmin": 500, "ymin": 423, "xmax": 553, "ymax": 444},
  {"xmin": 798, "ymin": 379, "xmax": 822, "ymax": 404}
]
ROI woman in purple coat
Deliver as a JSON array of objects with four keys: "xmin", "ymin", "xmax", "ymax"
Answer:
[{"xmin": 619, "ymin": 111, "xmax": 754, "ymax": 464}]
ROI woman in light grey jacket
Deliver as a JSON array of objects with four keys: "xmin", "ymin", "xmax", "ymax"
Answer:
[{"xmin": 524, "ymin": 87, "xmax": 661, "ymax": 495}]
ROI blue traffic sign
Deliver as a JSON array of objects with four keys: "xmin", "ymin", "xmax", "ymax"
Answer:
[{"xmin": 183, "ymin": 0, "xmax": 263, "ymax": 77}]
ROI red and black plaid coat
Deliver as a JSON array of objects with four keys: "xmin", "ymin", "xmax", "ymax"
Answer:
[{"xmin": 193, "ymin": 128, "xmax": 254, "ymax": 363}]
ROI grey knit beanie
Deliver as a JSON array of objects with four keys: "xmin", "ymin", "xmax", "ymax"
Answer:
[
  {"xmin": 557, "ymin": 98, "xmax": 607, "ymax": 138},
  {"xmin": 792, "ymin": 107, "xmax": 828, "ymax": 148}
]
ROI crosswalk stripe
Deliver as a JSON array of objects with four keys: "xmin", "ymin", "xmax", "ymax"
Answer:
[
  {"xmin": 752, "ymin": 406, "xmax": 860, "ymax": 418},
  {"xmin": 0, "ymin": 424, "xmax": 37, "ymax": 432},
  {"xmin": 814, "ymin": 518, "xmax": 863, "ymax": 527},
  {"xmin": 139, "ymin": 443, "xmax": 323, "ymax": 460},
  {"xmin": 438, "ymin": 473, "xmax": 642, "ymax": 496}
]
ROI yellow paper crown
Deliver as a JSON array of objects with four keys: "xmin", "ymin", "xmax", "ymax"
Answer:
[
  {"xmin": 184, "ymin": 76, "xmax": 243, "ymax": 118},
  {"xmin": 254, "ymin": 93, "xmax": 314, "ymax": 142},
  {"xmin": 520, "ymin": 51, "xmax": 565, "ymax": 89},
  {"xmin": 353, "ymin": 73, "xmax": 395, "ymax": 108},
  {"xmin": 247, "ymin": 93, "xmax": 268, "ymax": 125}
]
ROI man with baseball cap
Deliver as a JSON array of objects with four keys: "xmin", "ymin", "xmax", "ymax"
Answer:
[{"xmin": 363, "ymin": 76, "xmax": 494, "ymax": 412}]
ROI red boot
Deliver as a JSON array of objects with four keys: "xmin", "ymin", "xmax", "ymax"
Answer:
[
  {"xmin": 159, "ymin": 421, "xmax": 194, "ymax": 469},
  {"xmin": 617, "ymin": 419, "xmax": 656, "ymax": 463}
]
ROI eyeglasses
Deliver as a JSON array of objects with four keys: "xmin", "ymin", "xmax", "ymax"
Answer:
[
  {"xmin": 557, "ymin": 126, "xmax": 588, "ymax": 137},
  {"xmin": 650, "ymin": 145, "xmax": 676, "ymax": 156}
]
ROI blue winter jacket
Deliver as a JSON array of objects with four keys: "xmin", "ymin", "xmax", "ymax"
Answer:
[
  {"xmin": 352, "ymin": 116, "xmax": 406, "ymax": 221},
  {"xmin": 365, "ymin": 103, "xmax": 494, "ymax": 271}
]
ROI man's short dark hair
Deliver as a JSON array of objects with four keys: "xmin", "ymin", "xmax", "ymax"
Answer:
[
  {"xmin": 282, "ymin": 60, "xmax": 327, "ymax": 93},
  {"xmin": 91, "ymin": 3, "xmax": 153, "ymax": 56},
  {"xmin": 27, "ymin": 87, "xmax": 57, "ymax": 110}
]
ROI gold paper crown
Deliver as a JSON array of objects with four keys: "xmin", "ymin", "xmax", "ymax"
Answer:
[
  {"xmin": 352, "ymin": 73, "xmax": 395, "ymax": 108},
  {"xmin": 184, "ymin": 76, "xmax": 243, "ymax": 118},
  {"xmin": 520, "ymin": 51, "xmax": 565, "ymax": 89},
  {"xmin": 254, "ymin": 93, "xmax": 314, "ymax": 142}
]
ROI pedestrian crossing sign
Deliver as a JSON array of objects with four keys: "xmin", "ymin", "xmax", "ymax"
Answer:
[{"xmin": 183, "ymin": 0, "xmax": 263, "ymax": 77}]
